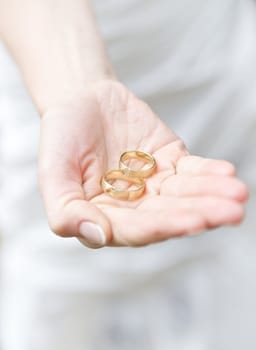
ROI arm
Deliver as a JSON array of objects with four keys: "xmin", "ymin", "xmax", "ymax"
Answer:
[{"xmin": 0, "ymin": 0, "xmax": 115, "ymax": 113}]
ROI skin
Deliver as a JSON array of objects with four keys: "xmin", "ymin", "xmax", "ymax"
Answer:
[
  {"xmin": 39, "ymin": 80, "xmax": 248, "ymax": 247},
  {"xmin": 0, "ymin": 0, "xmax": 249, "ymax": 248}
]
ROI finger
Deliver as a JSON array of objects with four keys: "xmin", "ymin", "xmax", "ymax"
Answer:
[
  {"xmin": 101, "ymin": 206, "xmax": 205, "ymax": 246},
  {"xmin": 182, "ymin": 197, "xmax": 245, "ymax": 227},
  {"xmin": 176, "ymin": 156, "xmax": 236, "ymax": 176},
  {"xmin": 144, "ymin": 140, "xmax": 189, "ymax": 195},
  {"xmin": 153, "ymin": 139, "xmax": 188, "ymax": 172},
  {"xmin": 141, "ymin": 196, "xmax": 244, "ymax": 229},
  {"xmin": 160, "ymin": 175, "xmax": 249, "ymax": 202}
]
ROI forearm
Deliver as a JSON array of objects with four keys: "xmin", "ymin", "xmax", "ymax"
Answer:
[{"xmin": 0, "ymin": 0, "xmax": 115, "ymax": 113}]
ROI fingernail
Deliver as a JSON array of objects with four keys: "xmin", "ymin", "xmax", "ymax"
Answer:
[{"xmin": 78, "ymin": 222, "xmax": 106, "ymax": 248}]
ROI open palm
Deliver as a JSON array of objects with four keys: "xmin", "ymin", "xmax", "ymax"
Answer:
[{"xmin": 39, "ymin": 81, "xmax": 248, "ymax": 248}]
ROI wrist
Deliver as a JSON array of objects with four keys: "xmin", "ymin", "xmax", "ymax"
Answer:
[
  {"xmin": 36, "ymin": 68, "xmax": 117, "ymax": 116},
  {"xmin": 25, "ymin": 25, "xmax": 117, "ymax": 114}
]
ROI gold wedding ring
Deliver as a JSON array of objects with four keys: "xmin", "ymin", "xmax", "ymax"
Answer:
[
  {"xmin": 101, "ymin": 150, "xmax": 156, "ymax": 201},
  {"xmin": 119, "ymin": 150, "xmax": 156, "ymax": 178},
  {"xmin": 101, "ymin": 170, "xmax": 145, "ymax": 201}
]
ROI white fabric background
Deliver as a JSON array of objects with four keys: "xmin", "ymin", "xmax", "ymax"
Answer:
[{"xmin": 0, "ymin": 0, "xmax": 255, "ymax": 349}]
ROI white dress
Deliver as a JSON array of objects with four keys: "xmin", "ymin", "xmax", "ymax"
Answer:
[{"xmin": 0, "ymin": 0, "xmax": 255, "ymax": 349}]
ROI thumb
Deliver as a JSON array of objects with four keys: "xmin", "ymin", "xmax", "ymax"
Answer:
[
  {"xmin": 38, "ymin": 112, "xmax": 112, "ymax": 248},
  {"xmin": 48, "ymin": 197, "xmax": 112, "ymax": 249},
  {"xmin": 38, "ymin": 159, "xmax": 112, "ymax": 249}
]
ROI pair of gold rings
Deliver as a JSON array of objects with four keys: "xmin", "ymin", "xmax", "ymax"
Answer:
[{"xmin": 101, "ymin": 150, "xmax": 156, "ymax": 201}]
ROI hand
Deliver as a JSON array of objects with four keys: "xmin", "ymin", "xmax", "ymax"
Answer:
[{"xmin": 39, "ymin": 81, "xmax": 248, "ymax": 248}]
